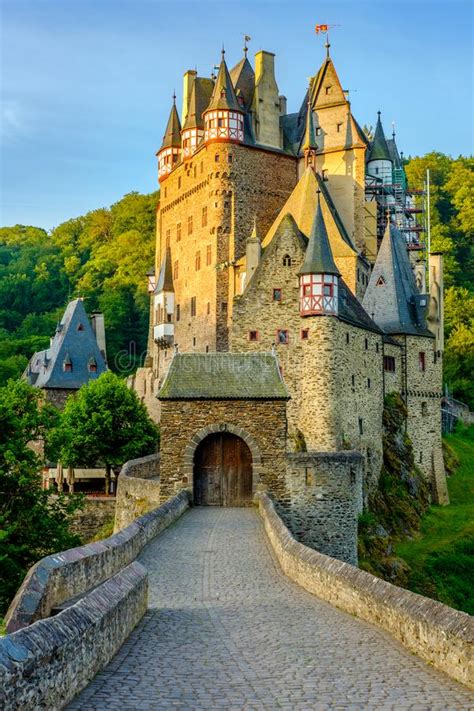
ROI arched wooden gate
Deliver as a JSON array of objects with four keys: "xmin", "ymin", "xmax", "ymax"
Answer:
[{"xmin": 193, "ymin": 432, "xmax": 253, "ymax": 506}]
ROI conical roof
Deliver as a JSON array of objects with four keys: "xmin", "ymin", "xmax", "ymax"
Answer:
[
  {"xmin": 367, "ymin": 112, "xmax": 392, "ymax": 162},
  {"xmin": 155, "ymin": 247, "xmax": 174, "ymax": 293},
  {"xmin": 182, "ymin": 78, "xmax": 214, "ymax": 131},
  {"xmin": 160, "ymin": 99, "xmax": 182, "ymax": 151},
  {"xmin": 230, "ymin": 56, "xmax": 255, "ymax": 109},
  {"xmin": 206, "ymin": 51, "xmax": 242, "ymax": 113},
  {"xmin": 299, "ymin": 196, "xmax": 340, "ymax": 276},
  {"xmin": 362, "ymin": 223, "xmax": 431, "ymax": 336},
  {"xmin": 301, "ymin": 102, "xmax": 317, "ymax": 153}
]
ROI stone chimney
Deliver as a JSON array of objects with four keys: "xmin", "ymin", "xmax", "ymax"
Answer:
[
  {"xmin": 91, "ymin": 313, "xmax": 107, "ymax": 362},
  {"xmin": 181, "ymin": 69, "xmax": 197, "ymax": 125},
  {"xmin": 427, "ymin": 253, "xmax": 444, "ymax": 352},
  {"xmin": 252, "ymin": 51, "xmax": 281, "ymax": 149}
]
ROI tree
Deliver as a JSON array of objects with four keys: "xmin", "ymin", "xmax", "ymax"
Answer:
[
  {"xmin": 50, "ymin": 372, "xmax": 159, "ymax": 493},
  {"xmin": 0, "ymin": 380, "xmax": 83, "ymax": 614}
]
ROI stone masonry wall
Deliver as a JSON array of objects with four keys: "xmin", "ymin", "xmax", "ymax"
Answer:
[
  {"xmin": 0, "ymin": 562, "xmax": 148, "ymax": 711},
  {"xmin": 159, "ymin": 399, "xmax": 288, "ymax": 501},
  {"xmin": 5, "ymin": 489, "xmax": 188, "ymax": 633},
  {"xmin": 258, "ymin": 492, "xmax": 473, "ymax": 689},
  {"xmin": 393, "ymin": 333, "xmax": 448, "ymax": 503},
  {"xmin": 281, "ymin": 451, "xmax": 364, "ymax": 564},
  {"xmin": 114, "ymin": 453, "xmax": 161, "ymax": 532},
  {"xmin": 70, "ymin": 498, "xmax": 116, "ymax": 542}
]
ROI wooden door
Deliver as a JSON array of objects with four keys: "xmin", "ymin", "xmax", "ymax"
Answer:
[{"xmin": 194, "ymin": 433, "xmax": 252, "ymax": 506}]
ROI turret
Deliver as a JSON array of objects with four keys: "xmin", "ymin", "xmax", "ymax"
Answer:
[
  {"xmin": 299, "ymin": 193, "xmax": 340, "ymax": 316},
  {"xmin": 366, "ymin": 112, "xmax": 392, "ymax": 186},
  {"xmin": 204, "ymin": 49, "xmax": 244, "ymax": 144},
  {"xmin": 181, "ymin": 78, "xmax": 214, "ymax": 160},
  {"xmin": 154, "ymin": 248, "xmax": 175, "ymax": 347},
  {"xmin": 157, "ymin": 96, "xmax": 182, "ymax": 182},
  {"xmin": 301, "ymin": 99, "xmax": 318, "ymax": 169}
]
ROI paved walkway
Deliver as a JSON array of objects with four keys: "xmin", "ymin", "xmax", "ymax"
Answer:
[{"xmin": 68, "ymin": 508, "xmax": 472, "ymax": 710}]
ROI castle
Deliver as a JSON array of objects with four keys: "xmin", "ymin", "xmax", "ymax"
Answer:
[{"xmin": 131, "ymin": 41, "xmax": 448, "ymax": 562}]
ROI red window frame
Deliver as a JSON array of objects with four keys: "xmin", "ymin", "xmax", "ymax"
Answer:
[
  {"xmin": 248, "ymin": 330, "xmax": 259, "ymax": 342},
  {"xmin": 273, "ymin": 288, "xmax": 282, "ymax": 302},
  {"xmin": 301, "ymin": 329, "xmax": 309, "ymax": 340}
]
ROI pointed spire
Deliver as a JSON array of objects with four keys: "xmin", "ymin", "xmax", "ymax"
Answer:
[
  {"xmin": 299, "ymin": 193, "xmax": 340, "ymax": 276},
  {"xmin": 367, "ymin": 111, "xmax": 392, "ymax": 162},
  {"xmin": 206, "ymin": 51, "xmax": 242, "ymax": 113},
  {"xmin": 155, "ymin": 247, "xmax": 174, "ymax": 293},
  {"xmin": 160, "ymin": 98, "xmax": 182, "ymax": 151},
  {"xmin": 302, "ymin": 98, "xmax": 318, "ymax": 153}
]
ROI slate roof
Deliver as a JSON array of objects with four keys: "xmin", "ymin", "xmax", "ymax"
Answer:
[
  {"xmin": 206, "ymin": 53, "xmax": 242, "ymax": 113},
  {"xmin": 362, "ymin": 224, "xmax": 432, "ymax": 337},
  {"xmin": 367, "ymin": 113, "xmax": 392, "ymax": 163},
  {"xmin": 230, "ymin": 56, "xmax": 255, "ymax": 110},
  {"xmin": 160, "ymin": 100, "xmax": 181, "ymax": 151},
  {"xmin": 158, "ymin": 352, "xmax": 289, "ymax": 400},
  {"xmin": 299, "ymin": 196, "xmax": 340, "ymax": 277},
  {"xmin": 182, "ymin": 78, "xmax": 214, "ymax": 131},
  {"xmin": 155, "ymin": 248, "xmax": 174, "ymax": 293},
  {"xmin": 386, "ymin": 137, "xmax": 402, "ymax": 169},
  {"xmin": 24, "ymin": 299, "xmax": 108, "ymax": 390},
  {"xmin": 338, "ymin": 280, "xmax": 383, "ymax": 334},
  {"xmin": 300, "ymin": 103, "xmax": 317, "ymax": 153}
]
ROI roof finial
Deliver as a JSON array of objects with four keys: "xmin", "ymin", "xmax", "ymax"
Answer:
[
  {"xmin": 325, "ymin": 31, "xmax": 330, "ymax": 58},
  {"xmin": 392, "ymin": 120, "xmax": 396, "ymax": 139},
  {"xmin": 377, "ymin": 110, "xmax": 381, "ymax": 118},
  {"xmin": 243, "ymin": 34, "xmax": 251, "ymax": 57},
  {"xmin": 221, "ymin": 44, "xmax": 225, "ymax": 60},
  {"xmin": 172, "ymin": 91, "xmax": 176, "ymax": 105}
]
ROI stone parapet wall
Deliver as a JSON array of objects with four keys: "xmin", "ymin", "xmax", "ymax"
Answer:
[
  {"xmin": 0, "ymin": 562, "xmax": 147, "ymax": 711},
  {"xmin": 282, "ymin": 451, "xmax": 363, "ymax": 564},
  {"xmin": 70, "ymin": 497, "xmax": 116, "ymax": 542},
  {"xmin": 114, "ymin": 453, "xmax": 161, "ymax": 531},
  {"xmin": 5, "ymin": 487, "xmax": 187, "ymax": 633},
  {"xmin": 258, "ymin": 492, "xmax": 473, "ymax": 689}
]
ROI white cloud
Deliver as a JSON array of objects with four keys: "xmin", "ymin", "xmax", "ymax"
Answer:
[{"xmin": 0, "ymin": 100, "xmax": 29, "ymax": 142}]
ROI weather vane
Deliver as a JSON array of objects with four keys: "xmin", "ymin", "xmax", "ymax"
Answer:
[
  {"xmin": 315, "ymin": 23, "xmax": 341, "ymax": 57},
  {"xmin": 243, "ymin": 34, "xmax": 251, "ymax": 57}
]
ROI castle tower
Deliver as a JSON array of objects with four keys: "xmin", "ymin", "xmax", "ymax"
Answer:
[
  {"xmin": 181, "ymin": 78, "xmax": 214, "ymax": 160},
  {"xmin": 153, "ymin": 248, "xmax": 175, "ymax": 348},
  {"xmin": 366, "ymin": 112, "xmax": 393, "ymax": 186},
  {"xmin": 299, "ymin": 193, "xmax": 341, "ymax": 316},
  {"xmin": 203, "ymin": 50, "xmax": 244, "ymax": 144},
  {"xmin": 157, "ymin": 96, "xmax": 182, "ymax": 182}
]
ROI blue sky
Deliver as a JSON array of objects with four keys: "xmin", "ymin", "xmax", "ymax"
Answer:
[{"xmin": 1, "ymin": 0, "xmax": 472, "ymax": 230}]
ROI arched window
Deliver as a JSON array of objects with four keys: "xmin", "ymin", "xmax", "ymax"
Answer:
[{"xmin": 283, "ymin": 254, "xmax": 292, "ymax": 267}]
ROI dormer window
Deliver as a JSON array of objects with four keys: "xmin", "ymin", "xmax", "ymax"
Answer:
[
  {"xmin": 77, "ymin": 323, "xmax": 84, "ymax": 331},
  {"xmin": 88, "ymin": 357, "xmax": 97, "ymax": 373},
  {"xmin": 376, "ymin": 276, "xmax": 386, "ymax": 286},
  {"xmin": 325, "ymin": 85, "xmax": 332, "ymax": 95},
  {"xmin": 316, "ymin": 127, "xmax": 322, "ymax": 136},
  {"xmin": 63, "ymin": 355, "xmax": 73, "ymax": 372}
]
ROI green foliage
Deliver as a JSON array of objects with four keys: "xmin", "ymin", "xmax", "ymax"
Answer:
[
  {"xmin": 358, "ymin": 393, "xmax": 430, "ymax": 584},
  {"xmin": 0, "ymin": 190, "xmax": 158, "ymax": 385},
  {"xmin": 48, "ymin": 372, "xmax": 159, "ymax": 476},
  {"xmin": 0, "ymin": 380, "xmax": 84, "ymax": 614},
  {"xmin": 395, "ymin": 424, "xmax": 474, "ymax": 614}
]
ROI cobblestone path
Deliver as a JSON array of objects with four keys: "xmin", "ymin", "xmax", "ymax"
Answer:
[{"xmin": 68, "ymin": 508, "xmax": 473, "ymax": 710}]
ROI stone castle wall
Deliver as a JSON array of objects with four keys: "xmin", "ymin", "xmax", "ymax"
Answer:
[
  {"xmin": 159, "ymin": 399, "xmax": 288, "ymax": 501},
  {"xmin": 70, "ymin": 498, "xmax": 116, "ymax": 542},
  {"xmin": 258, "ymin": 492, "xmax": 473, "ymax": 690},
  {"xmin": 114, "ymin": 453, "xmax": 161, "ymax": 532},
  {"xmin": 281, "ymin": 451, "xmax": 364, "ymax": 564}
]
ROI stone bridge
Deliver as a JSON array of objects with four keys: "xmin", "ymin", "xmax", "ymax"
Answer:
[{"xmin": 1, "ymin": 471, "xmax": 473, "ymax": 710}]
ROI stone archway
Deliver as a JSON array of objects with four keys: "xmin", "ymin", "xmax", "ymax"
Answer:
[
  {"xmin": 182, "ymin": 423, "xmax": 263, "ymax": 501},
  {"xmin": 194, "ymin": 432, "xmax": 252, "ymax": 506}
]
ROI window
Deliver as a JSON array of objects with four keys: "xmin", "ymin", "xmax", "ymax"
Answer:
[
  {"xmin": 384, "ymin": 356, "xmax": 396, "ymax": 372},
  {"xmin": 63, "ymin": 359, "xmax": 72, "ymax": 373},
  {"xmin": 188, "ymin": 215, "xmax": 193, "ymax": 235},
  {"xmin": 193, "ymin": 337, "xmax": 196, "ymax": 346},
  {"xmin": 322, "ymin": 169, "xmax": 328, "ymax": 181},
  {"xmin": 173, "ymin": 260, "xmax": 179, "ymax": 280},
  {"xmin": 303, "ymin": 284, "xmax": 312, "ymax": 296},
  {"xmin": 283, "ymin": 254, "xmax": 292, "ymax": 267},
  {"xmin": 376, "ymin": 276, "xmax": 386, "ymax": 286},
  {"xmin": 249, "ymin": 330, "xmax": 259, "ymax": 342},
  {"xmin": 228, "ymin": 154, "xmax": 233, "ymax": 163},
  {"xmin": 365, "ymin": 338, "xmax": 368, "ymax": 350},
  {"xmin": 178, "ymin": 177, "xmax": 181, "ymax": 189},
  {"xmin": 419, "ymin": 452, "xmax": 423, "ymax": 464},
  {"xmin": 221, "ymin": 302, "xmax": 228, "ymax": 315},
  {"xmin": 206, "ymin": 244, "xmax": 212, "ymax": 266},
  {"xmin": 88, "ymin": 359, "xmax": 97, "ymax": 373},
  {"xmin": 218, "ymin": 118, "xmax": 224, "ymax": 127},
  {"xmin": 164, "ymin": 187, "xmax": 167, "ymax": 198},
  {"xmin": 421, "ymin": 402, "xmax": 428, "ymax": 416},
  {"xmin": 277, "ymin": 329, "xmax": 289, "ymax": 344},
  {"xmin": 195, "ymin": 251, "xmax": 201, "ymax": 271},
  {"xmin": 323, "ymin": 284, "xmax": 333, "ymax": 297},
  {"xmin": 337, "ymin": 123, "xmax": 343, "ymax": 132},
  {"xmin": 325, "ymin": 85, "xmax": 332, "ymax": 95},
  {"xmin": 176, "ymin": 222, "xmax": 181, "ymax": 242},
  {"xmin": 316, "ymin": 127, "xmax": 322, "ymax": 136},
  {"xmin": 301, "ymin": 329, "xmax": 309, "ymax": 340},
  {"xmin": 176, "ymin": 304, "xmax": 180, "ymax": 322},
  {"xmin": 346, "ymin": 333, "xmax": 350, "ymax": 344},
  {"xmin": 206, "ymin": 345, "xmax": 209, "ymax": 352},
  {"xmin": 376, "ymin": 342, "xmax": 379, "ymax": 353},
  {"xmin": 200, "ymin": 161, "xmax": 204, "ymax": 174},
  {"xmin": 358, "ymin": 418, "xmax": 364, "ymax": 435},
  {"xmin": 351, "ymin": 374, "xmax": 355, "ymax": 387},
  {"xmin": 202, "ymin": 206, "xmax": 208, "ymax": 227},
  {"xmin": 191, "ymin": 297, "xmax": 196, "ymax": 317},
  {"xmin": 207, "ymin": 302, "xmax": 210, "ymax": 315},
  {"xmin": 419, "ymin": 352, "xmax": 426, "ymax": 372},
  {"xmin": 77, "ymin": 323, "xmax": 84, "ymax": 332},
  {"xmin": 273, "ymin": 288, "xmax": 282, "ymax": 302},
  {"xmin": 215, "ymin": 154, "xmax": 220, "ymax": 162},
  {"xmin": 165, "ymin": 229, "xmax": 171, "ymax": 248},
  {"xmin": 367, "ymin": 378, "xmax": 371, "ymax": 389},
  {"xmin": 357, "ymin": 268, "xmax": 360, "ymax": 282}
]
